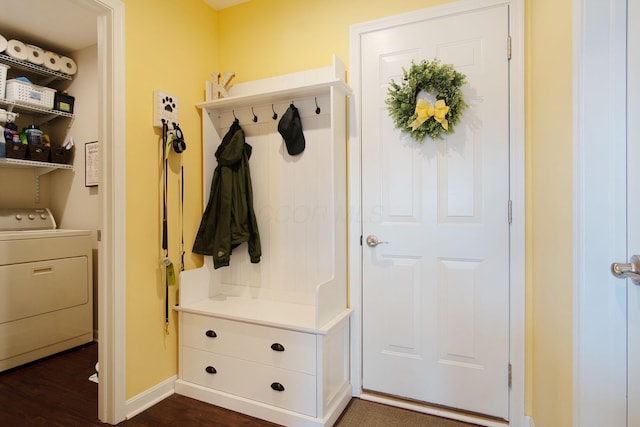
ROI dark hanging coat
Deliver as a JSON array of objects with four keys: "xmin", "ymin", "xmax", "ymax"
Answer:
[{"xmin": 192, "ymin": 119, "xmax": 261, "ymax": 269}]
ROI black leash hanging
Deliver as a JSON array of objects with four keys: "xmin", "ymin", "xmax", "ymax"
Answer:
[
  {"xmin": 162, "ymin": 120, "xmax": 168, "ymax": 254},
  {"xmin": 160, "ymin": 121, "xmax": 186, "ymax": 334},
  {"xmin": 161, "ymin": 120, "xmax": 176, "ymax": 334},
  {"xmin": 162, "ymin": 120, "xmax": 169, "ymax": 334},
  {"xmin": 172, "ymin": 122, "xmax": 186, "ymax": 273},
  {"xmin": 181, "ymin": 163, "xmax": 185, "ymax": 272}
]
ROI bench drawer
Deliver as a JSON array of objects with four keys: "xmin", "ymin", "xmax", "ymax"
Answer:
[
  {"xmin": 182, "ymin": 347, "xmax": 317, "ymax": 417},
  {"xmin": 182, "ymin": 313, "xmax": 316, "ymax": 374}
]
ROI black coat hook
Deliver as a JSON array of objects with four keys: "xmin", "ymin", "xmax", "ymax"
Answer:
[
  {"xmin": 252, "ymin": 107, "xmax": 258, "ymax": 123},
  {"xmin": 232, "ymin": 109, "xmax": 237, "ymax": 120},
  {"xmin": 315, "ymin": 97, "xmax": 321, "ymax": 114},
  {"xmin": 272, "ymin": 104, "xmax": 278, "ymax": 120}
]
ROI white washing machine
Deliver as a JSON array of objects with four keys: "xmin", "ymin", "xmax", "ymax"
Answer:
[{"xmin": 0, "ymin": 208, "xmax": 93, "ymax": 372}]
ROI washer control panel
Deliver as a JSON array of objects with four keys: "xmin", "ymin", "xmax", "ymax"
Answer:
[{"xmin": 0, "ymin": 208, "xmax": 56, "ymax": 231}]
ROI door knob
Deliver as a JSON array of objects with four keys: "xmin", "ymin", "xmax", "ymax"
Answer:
[
  {"xmin": 366, "ymin": 235, "xmax": 388, "ymax": 247},
  {"xmin": 611, "ymin": 254, "xmax": 640, "ymax": 284}
]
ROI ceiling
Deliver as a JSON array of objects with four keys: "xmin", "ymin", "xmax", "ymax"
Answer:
[
  {"xmin": 0, "ymin": 0, "xmax": 98, "ymax": 54},
  {"xmin": 0, "ymin": 0, "xmax": 248, "ymax": 55}
]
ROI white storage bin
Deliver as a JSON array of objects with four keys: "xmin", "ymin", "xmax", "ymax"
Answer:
[
  {"xmin": 0, "ymin": 64, "xmax": 8, "ymax": 99},
  {"xmin": 5, "ymin": 79, "xmax": 55, "ymax": 109}
]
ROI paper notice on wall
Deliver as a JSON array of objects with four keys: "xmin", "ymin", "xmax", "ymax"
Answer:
[{"xmin": 85, "ymin": 141, "xmax": 99, "ymax": 187}]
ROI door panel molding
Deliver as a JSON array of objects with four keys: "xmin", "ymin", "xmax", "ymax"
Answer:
[{"xmin": 348, "ymin": 0, "xmax": 525, "ymax": 424}]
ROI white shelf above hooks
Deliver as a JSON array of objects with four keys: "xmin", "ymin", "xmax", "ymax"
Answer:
[{"xmin": 196, "ymin": 55, "xmax": 351, "ymax": 114}]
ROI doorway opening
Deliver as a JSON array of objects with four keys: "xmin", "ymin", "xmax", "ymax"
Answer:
[{"xmin": 348, "ymin": 0, "xmax": 525, "ymax": 424}]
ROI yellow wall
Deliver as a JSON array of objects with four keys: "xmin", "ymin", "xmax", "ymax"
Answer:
[
  {"xmin": 123, "ymin": 0, "xmax": 217, "ymax": 398},
  {"xmin": 216, "ymin": 0, "xmax": 449, "ymax": 82},
  {"xmin": 216, "ymin": 0, "xmax": 574, "ymax": 423},
  {"xmin": 526, "ymin": 0, "xmax": 573, "ymax": 426},
  {"xmin": 123, "ymin": 0, "xmax": 574, "ymax": 425}
]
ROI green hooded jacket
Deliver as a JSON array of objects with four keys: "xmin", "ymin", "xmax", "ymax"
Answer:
[{"xmin": 192, "ymin": 120, "xmax": 261, "ymax": 269}]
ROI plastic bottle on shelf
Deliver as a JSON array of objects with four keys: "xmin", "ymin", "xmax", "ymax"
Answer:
[
  {"xmin": 23, "ymin": 124, "xmax": 43, "ymax": 145},
  {"xmin": 3, "ymin": 122, "xmax": 17, "ymax": 144}
]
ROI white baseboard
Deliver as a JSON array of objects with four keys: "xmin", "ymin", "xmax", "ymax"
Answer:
[
  {"xmin": 175, "ymin": 379, "xmax": 351, "ymax": 427},
  {"xmin": 122, "ymin": 376, "xmax": 530, "ymax": 427},
  {"xmin": 125, "ymin": 375, "xmax": 176, "ymax": 419}
]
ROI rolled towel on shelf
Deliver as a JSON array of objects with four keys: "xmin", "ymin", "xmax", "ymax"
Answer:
[
  {"xmin": 26, "ymin": 44, "xmax": 45, "ymax": 65},
  {"xmin": 6, "ymin": 39, "xmax": 28, "ymax": 61},
  {"xmin": 43, "ymin": 51, "xmax": 61, "ymax": 71},
  {"xmin": 59, "ymin": 56, "xmax": 77, "ymax": 75},
  {"xmin": 0, "ymin": 34, "xmax": 7, "ymax": 53}
]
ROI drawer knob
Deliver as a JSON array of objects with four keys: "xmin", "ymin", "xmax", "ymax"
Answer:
[
  {"xmin": 205, "ymin": 366, "xmax": 217, "ymax": 374},
  {"xmin": 270, "ymin": 382, "xmax": 285, "ymax": 392},
  {"xmin": 205, "ymin": 330, "xmax": 217, "ymax": 338},
  {"xmin": 270, "ymin": 343, "xmax": 285, "ymax": 352}
]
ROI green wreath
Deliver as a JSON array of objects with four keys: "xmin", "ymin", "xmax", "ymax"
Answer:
[{"xmin": 386, "ymin": 59, "xmax": 468, "ymax": 142}]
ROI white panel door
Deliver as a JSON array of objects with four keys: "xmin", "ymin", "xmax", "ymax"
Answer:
[
  {"xmin": 360, "ymin": 5, "xmax": 510, "ymax": 419},
  {"xmin": 627, "ymin": 0, "xmax": 640, "ymax": 423}
]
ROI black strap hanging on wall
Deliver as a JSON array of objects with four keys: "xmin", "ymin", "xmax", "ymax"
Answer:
[
  {"xmin": 161, "ymin": 120, "xmax": 176, "ymax": 334},
  {"xmin": 171, "ymin": 122, "xmax": 186, "ymax": 272},
  {"xmin": 180, "ymin": 160, "xmax": 185, "ymax": 272},
  {"xmin": 160, "ymin": 121, "xmax": 187, "ymax": 333}
]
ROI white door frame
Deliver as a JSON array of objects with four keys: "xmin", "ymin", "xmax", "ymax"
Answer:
[
  {"xmin": 68, "ymin": 0, "xmax": 127, "ymax": 424},
  {"xmin": 348, "ymin": 0, "xmax": 525, "ymax": 424},
  {"xmin": 572, "ymin": 0, "xmax": 628, "ymax": 426}
]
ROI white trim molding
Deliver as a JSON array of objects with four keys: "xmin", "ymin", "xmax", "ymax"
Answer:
[
  {"xmin": 126, "ymin": 376, "xmax": 176, "ymax": 420},
  {"xmin": 572, "ymin": 0, "xmax": 628, "ymax": 426},
  {"xmin": 348, "ymin": 0, "xmax": 525, "ymax": 424},
  {"xmin": 68, "ymin": 0, "xmax": 127, "ymax": 424},
  {"xmin": 97, "ymin": 0, "xmax": 127, "ymax": 423}
]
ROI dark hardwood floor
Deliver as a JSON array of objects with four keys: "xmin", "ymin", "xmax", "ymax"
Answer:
[
  {"xmin": 0, "ymin": 343, "xmax": 477, "ymax": 427},
  {"xmin": 0, "ymin": 342, "xmax": 279, "ymax": 426}
]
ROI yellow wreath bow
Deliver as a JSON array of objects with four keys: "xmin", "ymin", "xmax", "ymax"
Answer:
[{"xmin": 409, "ymin": 98, "xmax": 450, "ymax": 131}]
